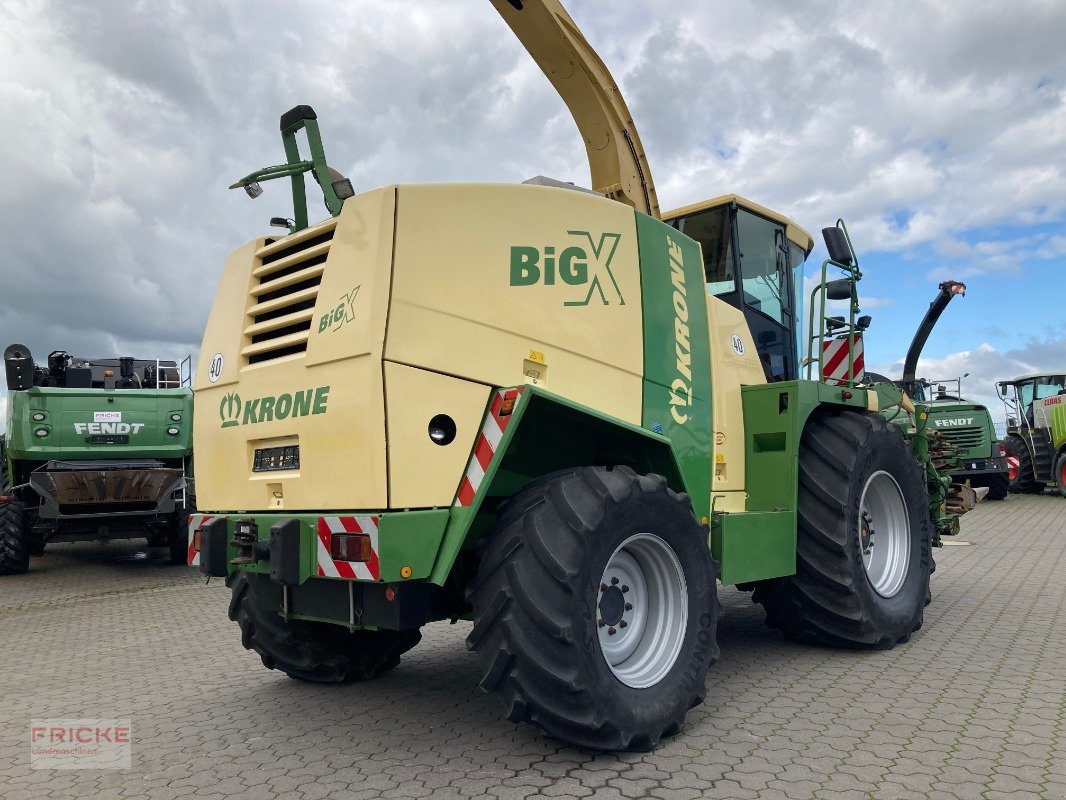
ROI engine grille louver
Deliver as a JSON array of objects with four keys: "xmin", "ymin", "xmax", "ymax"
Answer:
[
  {"xmin": 242, "ymin": 221, "xmax": 336, "ymax": 366},
  {"xmin": 937, "ymin": 426, "xmax": 984, "ymax": 450}
]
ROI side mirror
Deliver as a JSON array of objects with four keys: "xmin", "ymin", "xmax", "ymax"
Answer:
[
  {"xmin": 822, "ymin": 227, "xmax": 853, "ymax": 266},
  {"xmin": 825, "ymin": 278, "xmax": 852, "ymax": 300},
  {"xmin": 825, "ymin": 316, "xmax": 846, "ymax": 331},
  {"xmin": 4, "ymin": 343, "xmax": 34, "ymax": 391}
]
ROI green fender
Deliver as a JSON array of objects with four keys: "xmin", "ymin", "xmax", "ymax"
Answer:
[{"xmin": 428, "ymin": 386, "xmax": 690, "ymax": 586}]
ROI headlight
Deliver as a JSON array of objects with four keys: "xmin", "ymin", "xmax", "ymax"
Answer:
[
  {"xmin": 170, "ymin": 413, "xmax": 181, "ymax": 422},
  {"xmin": 32, "ymin": 412, "xmax": 46, "ymax": 422},
  {"xmin": 166, "ymin": 427, "xmax": 180, "ymax": 436},
  {"xmin": 34, "ymin": 427, "xmax": 49, "ymax": 437}
]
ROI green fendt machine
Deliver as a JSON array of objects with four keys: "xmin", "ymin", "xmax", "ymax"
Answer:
[
  {"xmin": 886, "ymin": 281, "xmax": 1008, "ymax": 500},
  {"xmin": 1, "ymin": 345, "xmax": 194, "ymax": 574},
  {"xmin": 998, "ymin": 373, "xmax": 1066, "ymax": 497},
  {"xmin": 188, "ymin": 0, "xmax": 976, "ymax": 750}
]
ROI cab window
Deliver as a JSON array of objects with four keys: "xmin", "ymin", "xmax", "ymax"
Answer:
[
  {"xmin": 675, "ymin": 206, "xmax": 735, "ymax": 296},
  {"xmin": 736, "ymin": 209, "xmax": 790, "ymax": 327}
]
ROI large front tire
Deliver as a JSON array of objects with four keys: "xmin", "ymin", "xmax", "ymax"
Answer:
[
  {"xmin": 1054, "ymin": 452, "xmax": 1066, "ymax": 499},
  {"xmin": 466, "ymin": 466, "xmax": 720, "ymax": 751},
  {"xmin": 754, "ymin": 411, "xmax": 932, "ymax": 649},
  {"xmin": 228, "ymin": 572, "xmax": 421, "ymax": 682},
  {"xmin": 1005, "ymin": 435, "xmax": 1042, "ymax": 494}
]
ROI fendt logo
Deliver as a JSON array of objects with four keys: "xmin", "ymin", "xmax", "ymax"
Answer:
[
  {"xmin": 934, "ymin": 417, "xmax": 974, "ymax": 428},
  {"xmin": 219, "ymin": 386, "xmax": 330, "ymax": 428},
  {"xmin": 509, "ymin": 231, "xmax": 624, "ymax": 306}
]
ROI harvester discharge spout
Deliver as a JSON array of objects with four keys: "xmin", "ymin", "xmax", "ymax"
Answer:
[{"xmin": 490, "ymin": 0, "xmax": 660, "ymax": 218}]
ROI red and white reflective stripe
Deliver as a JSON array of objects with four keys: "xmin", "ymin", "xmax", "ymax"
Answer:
[
  {"xmin": 822, "ymin": 335, "xmax": 865, "ymax": 385},
  {"xmin": 1007, "ymin": 455, "xmax": 1020, "ymax": 483},
  {"xmin": 187, "ymin": 513, "xmax": 214, "ymax": 567},
  {"xmin": 455, "ymin": 388, "xmax": 524, "ymax": 508},
  {"xmin": 316, "ymin": 515, "xmax": 380, "ymax": 580}
]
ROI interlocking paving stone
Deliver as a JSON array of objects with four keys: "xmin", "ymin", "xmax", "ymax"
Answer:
[{"xmin": 1, "ymin": 494, "xmax": 1064, "ymax": 798}]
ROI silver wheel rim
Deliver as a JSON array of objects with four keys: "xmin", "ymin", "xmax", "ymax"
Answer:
[
  {"xmin": 597, "ymin": 533, "xmax": 688, "ymax": 689},
  {"xmin": 858, "ymin": 470, "xmax": 910, "ymax": 598}
]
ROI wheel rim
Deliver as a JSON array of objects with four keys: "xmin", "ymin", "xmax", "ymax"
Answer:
[
  {"xmin": 1007, "ymin": 455, "xmax": 1020, "ymax": 483},
  {"xmin": 858, "ymin": 471, "xmax": 910, "ymax": 598},
  {"xmin": 597, "ymin": 533, "xmax": 688, "ymax": 689}
]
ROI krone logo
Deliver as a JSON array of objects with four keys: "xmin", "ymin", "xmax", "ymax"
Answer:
[
  {"xmin": 509, "ymin": 231, "xmax": 624, "ymax": 306},
  {"xmin": 219, "ymin": 392, "xmax": 242, "ymax": 428},
  {"xmin": 219, "ymin": 386, "xmax": 330, "ymax": 428}
]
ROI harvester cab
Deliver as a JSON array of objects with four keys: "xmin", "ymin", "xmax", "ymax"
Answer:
[
  {"xmin": 1, "ymin": 344, "xmax": 194, "ymax": 574},
  {"xmin": 189, "ymin": 0, "xmax": 977, "ymax": 751},
  {"xmin": 997, "ymin": 374, "xmax": 1066, "ymax": 496},
  {"xmin": 664, "ymin": 197, "xmax": 812, "ymax": 383}
]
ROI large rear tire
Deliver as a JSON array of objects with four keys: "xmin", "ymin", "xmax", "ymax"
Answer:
[
  {"xmin": 0, "ymin": 501, "xmax": 30, "ymax": 576},
  {"xmin": 754, "ymin": 411, "xmax": 932, "ymax": 648},
  {"xmin": 227, "ymin": 572, "xmax": 421, "ymax": 682},
  {"xmin": 1005, "ymin": 435, "xmax": 1042, "ymax": 494},
  {"xmin": 466, "ymin": 466, "xmax": 720, "ymax": 751}
]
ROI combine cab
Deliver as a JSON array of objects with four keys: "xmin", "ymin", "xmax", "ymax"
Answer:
[{"xmin": 1, "ymin": 346, "xmax": 194, "ymax": 574}]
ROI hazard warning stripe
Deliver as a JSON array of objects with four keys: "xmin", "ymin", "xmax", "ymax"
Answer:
[
  {"xmin": 822, "ymin": 335, "xmax": 865, "ymax": 385},
  {"xmin": 315, "ymin": 515, "xmax": 380, "ymax": 580},
  {"xmin": 454, "ymin": 387, "xmax": 524, "ymax": 508},
  {"xmin": 187, "ymin": 514, "xmax": 214, "ymax": 567}
]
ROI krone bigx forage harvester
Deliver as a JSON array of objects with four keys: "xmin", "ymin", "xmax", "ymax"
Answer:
[{"xmin": 188, "ymin": 0, "xmax": 976, "ymax": 750}]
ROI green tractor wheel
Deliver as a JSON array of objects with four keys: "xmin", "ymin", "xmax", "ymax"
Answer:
[
  {"xmin": 466, "ymin": 466, "xmax": 720, "ymax": 751},
  {"xmin": 983, "ymin": 473, "xmax": 1009, "ymax": 502},
  {"xmin": 754, "ymin": 410, "xmax": 932, "ymax": 648},
  {"xmin": 0, "ymin": 501, "xmax": 30, "ymax": 576}
]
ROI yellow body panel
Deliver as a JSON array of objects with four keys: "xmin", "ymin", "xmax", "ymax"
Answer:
[
  {"xmin": 385, "ymin": 184, "xmax": 644, "ymax": 425},
  {"xmin": 194, "ymin": 189, "xmax": 396, "ymax": 511},
  {"xmin": 384, "ymin": 361, "xmax": 492, "ymax": 509},
  {"xmin": 707, "ymin": 298, "xmax": 766, "ymax": 512}
]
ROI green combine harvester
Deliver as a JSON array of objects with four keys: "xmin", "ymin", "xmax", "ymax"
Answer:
[
  {"xmin": 998, "ymin": 373, "xmax": 1066, "ymax": 497},
  {"xmin": 1, "ymin": 345, "xmax": 194, "ymax": 574},
  {"xmin": 867, "ymin": 280, "xmax": 1008, "ymax": 501}
]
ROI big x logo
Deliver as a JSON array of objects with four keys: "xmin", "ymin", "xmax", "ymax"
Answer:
[{"xmin": 509, "ymin": 231, "xmax": 624, "ymax": 307}]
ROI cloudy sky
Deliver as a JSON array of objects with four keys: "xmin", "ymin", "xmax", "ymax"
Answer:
[{"xmin": 1, "ymin": 0, "xmax": 1064, "ymax": 429}]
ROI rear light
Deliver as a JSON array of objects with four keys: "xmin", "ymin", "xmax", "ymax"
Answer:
[
  {"xmin": 331, "ymin": 533, "xmax": 372, "ymax": 562},
  {"xmin": 996, "ymin": 442, "xmax": 1006, "ymax": 457},
  {"xmin": 500, "ymin": 389, "xmax": 520, "ymax": 416},
  {"xmin": 192, "ymin": 530, "xmax": 202, "ymax": 553}
]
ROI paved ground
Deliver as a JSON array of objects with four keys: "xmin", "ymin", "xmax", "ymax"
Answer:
[{"xmin": 1, "ymin": 495, "xmax": 1064, "ymax": 800}]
